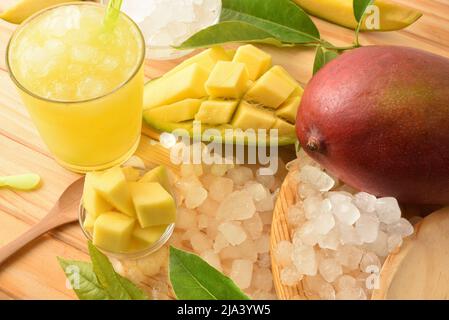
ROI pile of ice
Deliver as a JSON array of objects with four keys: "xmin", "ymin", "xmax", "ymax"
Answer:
[
  {"xmin": 112, "ymin": 146, "xmax": 283, "ymax": 299},
  {"xmin": 275, "ymin": 150, "xmax": 415, "ymax": 300},
  {"xmin": 118, "ymin": 0, "xmax": 222, "ymax": 59}
]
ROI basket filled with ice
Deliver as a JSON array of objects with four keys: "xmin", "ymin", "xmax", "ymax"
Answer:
[
  {"xmin": 102, "ymin": 0, "xmax": 221, "ymax": 60},
  {"xmin": 270, "ymin": 150, "xmax": 449, "ymax": 300}
]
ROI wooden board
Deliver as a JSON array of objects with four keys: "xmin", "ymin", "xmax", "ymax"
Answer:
[{"xmin": 0, "ymin": 0, "xmax": 448, "ymax": 299}]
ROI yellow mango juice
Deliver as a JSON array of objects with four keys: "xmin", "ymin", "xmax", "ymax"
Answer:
[{"xmin": 7, "ymin": 3, "xmax": 145, "ymax": 172}]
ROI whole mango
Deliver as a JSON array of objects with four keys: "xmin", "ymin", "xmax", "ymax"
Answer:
[{"xmin": 296, "ymin": 46, "xmax": 449, "ymax": 204}]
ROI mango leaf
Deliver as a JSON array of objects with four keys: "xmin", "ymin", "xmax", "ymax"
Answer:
[
  {"xmin": 88, "ymin": 241, "xmax": 132, "ymax": 300},
  {"xmin": 169, "ymin": 246, "xmax": 250, "ymax": 300},
  {"xmin": 117, "ymin": 275, "xmax": 149, "ymax": 300},
  {"xmin": 353, "ymin": 0, "xmax": 375, "ymax": 22},
  {"xmin": 57, "ymin": 258, "xmax": 110, "ymax": 300},
  {"xmin": 177, "ymin": 21, "xmax": 287, "ymax": 49},
  {"xmin": 221, "ymin": 0, "xmax": 320, "ymax": 43},
  {"xmin": 313, "ymin": 47, "xmax": 339, "ymax": 75}
]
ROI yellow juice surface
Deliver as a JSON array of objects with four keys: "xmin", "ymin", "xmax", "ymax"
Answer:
[{"xmin": 7, "ymin": 3, "xmax": 145, "ymax": 172}]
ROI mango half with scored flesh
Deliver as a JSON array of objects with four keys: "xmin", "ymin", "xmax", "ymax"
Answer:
[{"xmin": 142, "ymin": 45, "xmax": 302, "ymax": 146}]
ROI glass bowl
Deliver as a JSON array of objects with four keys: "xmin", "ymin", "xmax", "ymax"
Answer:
[
  {"xmin": 101, "ymin": 0, "xmax": 222, "ymax": 60},
  {"xmin": 79, "ymin": 204, "xmax": 175, "ymax": 260}
]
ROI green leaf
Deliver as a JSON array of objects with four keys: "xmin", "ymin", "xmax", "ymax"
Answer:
[
  {"xmin": 57, "ymin": 258, "xmax": 110, "ymax": 300},
  {"xmin": 88, "ymin": 241, "xmax": 132, "ymax": 300},
  {"xmin": 353, "ymin": 0, "xmax": 375, "ymax": 22},
  {"xmin": 117, "ymin": 274, "xmax": 149, "ymax": 300},
  {"xmin": 313, "ymin": 47, "xmax": 339, "ymax": 75},
  {"xmin": 177, "ymin": 21, "xmax": 287, "ymax": 50},
  {"xmin": 169, "ymin": 246, "xmax": 250, "ymax": 300},
  {"xmin": 220, "ymin": 0, "xmax": 320, "ymax": 43}
]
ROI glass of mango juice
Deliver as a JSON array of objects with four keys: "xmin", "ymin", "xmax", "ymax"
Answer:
[{"xmin": 6, "ymin": 3, "xmax": 145, "ymax": 173}]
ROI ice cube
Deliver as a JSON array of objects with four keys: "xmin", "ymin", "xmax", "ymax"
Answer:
[
  {"xmin": 375, "ymin": 197, "xmax": 401, "ymax": 224},
  {"xmin": 297, "ymin": 166, "xmax": 335, "ymax": 192},
  {"xmin": 335, "ymin": 275, "xmax": 358, "ymax": 291},
  {"xmin": 197, "ymin": 214, "xmax": 209, "ymax": 230},
  {"xmin": 256, "ymin": 169, "xmax": 276, "ymax": 190},
  {"xmin": 176, "ymin": 208, "xmax": 197, "ymax": 230},
  {"xmin": 338, "ymin": 223, "xmax": 362, "ymax": 246},
  {"xmin": 217, "ymin": 190, "xmax": 256, "ymax": 221},
  {"xmin": 213, "ymin": 233, "xmax": 229, "ymax": 253},
  {"xmin": 354, "ymin": 192, "xmax": 377, "ymax": 213},
  {"xmin": 291, "ymin": 244, "xmax": 317, "ymax": 276},
  {"xmin": 287, "ymin": 205, "xmax": 306, "ymax": 228},
  {"xmin": 364, "ymin": 230, "xmax": 389, "ymax": 257},
  {"xmin": 252, "ymin": 266, "xmax": 273, "ymax": 291},
  {"xmin": 210, "ymin": 163, "xmax": 233, "ymax": 177},
  {"xmin": 295, "ymin": 221, "xmax": 322, "ymax": 246},
  {"xmin": 275, "ymin": 240, "xmax": 293, "ymax": 267},
  {"xmin": 197, "ymin": 197, "xmax": 219, "ymax": 217},
  {"xmin": 180, "ymin": 163, "xmax": 203, "ymax": 177},
  {"xmin": 201, "ymin": 249, "xmax": 222, "ymax": 271},
  {"xmin": 230, "ymin": 259, "xmax": 253, "ymax": 290},
  {"xmin": 258, "ymin": 252, "xmax": 271, "ymax": 269},
  {"xmin": 242, "ymin": 214, "xmax": 263, "ymax": 240},
  {"xmin": 335, "ymin": 245, "xmax": 363, "ymax": 270},
  {"xmin": 318, "ymin": 227, "xmax": 340, "ymax": 250},
  {"xmin": 297, "ymin": 183, "xmax": 319, "ymax": 199},
  {"xmin": 303, "ymin": 275, "xmax": 332, "ymax": 298},
  {"xmin": 386, "ymin": 218, "xmax": 414, "ymax": 237},
  {"xmin": 76, "ymin": 77, "xmax": 106, "ymax": 100},
  {"xmin": 359, "ymin": 251, "xmax": 381, "ymax": 273},
  {"xmin": 387, "ymin": 234, "xmax": 403, "ymax": 253},
  {"xmin": 304, "ymin": 195, "xmax": 323, "ymax": 220},
  {"xmin": 226, "ymin": 167, "xmax": 254, "ymax": 186},
  {"xmin": 244, "ymin": 182, "xmax": 268, "ymax": 202},
  {"xmin": 318, "ymin": 258, "xmax": 343, "ymax": 283},
  {"xmin": 280, "ymin": 266, "xmax": 302, "ymax": 286},
  {"xmin": 71, "ymin": 45, "xmax": 99, "ymax": 63},
  {"xmin": 355, "ymin": 213, "xmax": 380, "ymax": 243},
  {"xmin": 336, "ymin": 287, "xmax": 367, "ymax": 300},
  {"xmin": 331, "ymin": 200, "xmax": 360, "ymax": 226},
  {"xmin": 218, "ymin": 221, "xmax": 247, "ymax": 246},
  {"xmin": 184, "ymin": 185, "xmax": 208, "ymax": 209},
  {"xmin": 255, "ymin": 190, "xmax": 275, "ymax": 212},
  {"xmin": 209, "ymin": 177, "xmax": 234, "ymax": 202},
  {"xmin": 254, "ymin": 234, "xmax": 270, "ymax": 254},
  {"xmin": 312, "ymin": 211, "xmax": 335, "ymax": 235},
  {"xmin": 190, "ymin": 231, "xmax": 213, "ymax": 253}
]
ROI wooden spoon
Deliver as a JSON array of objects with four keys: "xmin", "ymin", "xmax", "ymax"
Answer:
[{"xmin": 0, "ymin": 176, "xmax": 84, "ymax": 266}]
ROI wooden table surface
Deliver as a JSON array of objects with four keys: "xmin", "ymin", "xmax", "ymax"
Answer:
[{"xmin": 0, "ymin": 0, "xmax": 448, "ymax": 299}]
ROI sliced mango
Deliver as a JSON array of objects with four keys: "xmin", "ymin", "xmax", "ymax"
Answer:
[
  {"xmin": 205, "ymin": 61, "xmax": 249, "ymax": 99},
  {"xmin": 270, "ymin": 66, "xmax": 304, "ymax": 98},
  {"xmin": 132, "ymin": 224, "xmax": 168, "ymax": 248},
  {"xmin": 231, "ymin": 101, "xmax": 277, "ymax": 130},
  {"xmin": 82, "ymin": 172, "xmax": 113, "ymax": 218},
  {"xmin": 233, "ymin": 44, "xmax": 272, "ymax": 80},
  {"xmin": 122, "ymin": 167, "xmax": 141, "ymax": 182},
  {"xmin": 226, "ymin": 48, "xmax": 237, "ymax": 59},
  {"xmin": 245, "ymin": 66, "xmax": 296, "ymax": 109},
  {"xmin": 272, "ymin": 118, "xmax": 296, "ymax": 136},
  {"xmin": 129, "ymin": 182, "xmax": 177, "ymax": 228},
  {"xmin": 195, "ymin": 99, "xmax": 239, "ymax": 125},
  {"xmin": 293, "ymin": 0, "xmax": 422, "ymax": 31},
  {"xmin": 144, "ymin": 99, "xmax": 203, "ymax": 123},
  {"xmin": 144, "ymin": 63, "xmax": 208, "ymax": 110},
  {"xmin": 0, "ymin": 0, "xmax": 73, "ymax": 24},
  {"xmin": 164, "ymin": 47, "xmax": 230, "ymax": 78},
  {"xmin": 139, "ymin": 165, "xmax": 171, "ymax": 192},
  {"xmin": 276, "ymin": 96, "xmax": 301, "ymax": 123},
  {"xmin": 93, "ymin": 212, "xmax": 135, "ymax": 253},
  {"xmin": 92, "ymin": 166, "xmax": 136, "ymax": 217}
]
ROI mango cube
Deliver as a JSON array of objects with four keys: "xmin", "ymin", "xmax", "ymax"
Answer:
[
  {"xmin": 129, "ymin": 182, "xmax": 177, "ymax": 228},
  {"xmin": 93, "ymin": 166, "xmax": 136, "ymax": 217},
  {"xmin": 205, "ymin": 61, "xmax": 249, "ymax": 99},
  {"xmin": 144, "ymin": 99, "xmax": 203, "ymax": 123},
  {"xmin": 122, "ymin": 167, "xmax": 141, "ymax": 182},
  {"xmin": 245, "ymin": 66, "xmax": 296, "ymax": 109},
  {"xmin": 132, "ymin": 224, "xmax": 168, "ymax": 248},
  {"xmin": 275, "ymin": 96, "xmax": 302, "ymax": 123},
  {"xmin": 82, "ymin": 172, "xmax": 113, "ymax": 218},
  {"xmin": 233, "ymin": 44, "xmax": 272, "ymax": 80},
  {"xmin": 271, "ymin": 118, "xmax": 296, "ymax": 135},
  {"xmin": 231, "ymin": 101, "xmax": 277, "ymax": 130},
  {"xmin": 164, "ymin": 47, "xmax": 230, "ymax": 78},
  {"xmin": 144, "ymin": 63, "xmax": 208, "ymax": 109},
  {"xmin": 93, "ymin": 212, "xmax": 135, "ymax": 253},
  {"xmin": 194, "ymin": 99, "xmax": 239, "ymax": 125},
  {"xmin": 139, "ymin": 165, "xmax": 171, "ymax": 193},
  {"xmin": 270, "ymin": 65, "xmax": 303, "ymax": 98}
]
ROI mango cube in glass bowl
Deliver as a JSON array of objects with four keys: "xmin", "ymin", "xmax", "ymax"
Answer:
[{"xmin": 79, "ymin": 164, "xmax": 176, "ymax": 259}]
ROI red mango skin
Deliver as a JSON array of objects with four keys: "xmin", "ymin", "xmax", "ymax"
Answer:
[{"xmin": 296, "ymin": 46, "xmax": 449, "ymax": 204}]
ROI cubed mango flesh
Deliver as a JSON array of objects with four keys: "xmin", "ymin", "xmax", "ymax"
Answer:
[
  {"xmin": 233, "ymin": 44, "xmax": 272, "ymax": 80},
  {"xmin": 275, "ymin": 96, "xmax": 301, "ymax": 123},
  {"xmin": 270, "ymin": 65, "xmax": 303, "ymax": 98},
  {"xmin": 122, "ymin": 167, "xmax": 141, "ymax": 182},
  {"xmin": 271, "ymin": 118, "xmax": 296, "ymax": 135},
  {"xmin": 129, "ymin": 182, "xmax": 177, "ymax": 228},
  {"xmin": 144, "ymin": 63, "xmax": 208, "ymax": 109},
  {"xmin": 82, "ymin": 172, "xmax": 113, "ymax": 218},
  {"xmin": 245, "ymin": 66, "xmax": 296, "ymax": 109},
  {"xmin": 164, "ymin": 47, "xmax": 230, "ymax": 78},
  {"xmin": 92, "ymin": 166, "xmax": 136, "ymax": 217},
  {"xmin": 194, "ymin": 99, "xmax": 239, "ymax": 125},
  {"xmin": 144, "ymin": 99, "xmax": 203, "ymax": 123},
  {"xmin": 231, "ymin": 101, "xmax": 277, "ymax": 130},
  {"xmin": 205, "ymin": 61, "xmax": 249, "ymax": 99},
  {"xmin": 93, "ymin": 212, "xmax": 135, "ymax": 253},
  {"xmin": 132, "ymin": 224, "xmax": 168, "ymax": 248},
  {"xmin": 139, "ymin": 165, "xmax": 171, "ymax": 193}
]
